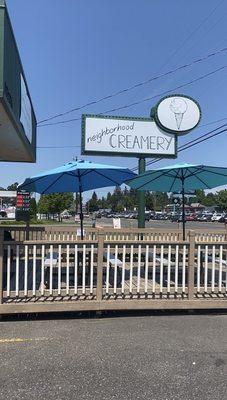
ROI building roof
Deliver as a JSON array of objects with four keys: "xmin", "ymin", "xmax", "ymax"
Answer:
[{"xmin": 190, "ymin": 203, "xmax": 205, "ymax": 208}]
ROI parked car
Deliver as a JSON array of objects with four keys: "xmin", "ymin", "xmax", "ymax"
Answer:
[
  {"xmin": 145, "ymin": 213, "xmax": 150, "ymax": 221},
  {"xmin": 170, "ymin": 214, "xmax": 182, "ymax": 222},
  {"xmin": 211, "ymin": 213, "xmax": 224, "ymax": 222},
  {"xmin": 185, "ymin": 213, "xmax": 196, "ymax": 221},
  {"xmin": 196, "ymin": 213, "xmax": 213, "ymax": 222},
  {"xmin": 129, "ymin": 212, "xmax": 138, "ymax": 219},
  {"xmin": 218, "ymin": 214, "xmax": 227, "ymax": 223},
  {"xmin": 60, "ymin": 211, "xmax": 71, "ymax": 219}
]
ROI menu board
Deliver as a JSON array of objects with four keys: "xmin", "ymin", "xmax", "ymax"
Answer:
[{"xmin": 16, "ymin": 192, "xmax": 30, "ymax": 221}]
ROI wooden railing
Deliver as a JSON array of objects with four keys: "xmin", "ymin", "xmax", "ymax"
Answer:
[
  {"xmin": 0, "ymin": 229, "xmax": 226, "ymax": 314},
  {"xmin": 1, "ymin": 225, "xmax": 227, "ymax": 242}
]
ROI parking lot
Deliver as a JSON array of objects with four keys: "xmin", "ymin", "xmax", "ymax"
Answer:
[
  {"xmin": 89, "ymin": 217, "xmax": 227, "ymax": 231},
  {"xmin": 0, "ymin": 313, "xmax": 226, "ymax": 400}
]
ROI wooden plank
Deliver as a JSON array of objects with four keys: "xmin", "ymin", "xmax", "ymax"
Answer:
[
  {"xmin": 188, "ymin": 231, "xmax": 195, "ymax": 300},
  {"xmin": 96, "ymin": 234, "xmax": 104, "ymax": 301},
  {"xmin": 0, "ymin": 230, "xmax": 4, "ymax": 304},
  {"xmin": 1, "ymin": 298, "xmax": 227, "ymax": 315}
]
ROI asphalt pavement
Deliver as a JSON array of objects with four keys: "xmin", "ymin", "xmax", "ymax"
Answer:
[
  {"xmin": 87, "ymin": 217, "xmax": 227, "ymax": 231},
  {"xmin": 0, "ymin": 313, "xmax": 226, "ymax": 400}
]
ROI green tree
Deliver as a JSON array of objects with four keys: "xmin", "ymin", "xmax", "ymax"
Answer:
[
  {"xmin": 153, "ymin": 192, "xmax": 169, "ymax": 211},
  {"xmin": 204, "ymin": 192, "xmax": 216, "ymax": 207},
  {"xmin": 98, "ymin": 196, "xmax": 109, "ymax": 209},
  {"xmin": 7, "ymin": 182, "xmax": 18, "ymax": 191},
  {"xmin": 111, "ymin": 187, "xmax": 124, "ymax": 211},
  {"xmin": 145, "ymin": 192, "xmax": 154, "ymax": 210},
  {"xmin": 106, "ymin": 192, "xmax": 112, "ymax": 205},
  {"xmin": 195, "ymin": 189, "xmax": 206, "ymax": 204},
  {"xmin": 30, "ymin": 198, "xmax": 37, "ymax": 219},
  {"xmin": 38, "ymin": 195, "xmax": 50, "ymax": 216},
  {"xmin": 38, "ymin": 193, "xmax": 74, "ymax": 220},
  {"xmin": 115, "ymin": 203, "xmax": 124, "ymax": 213},
  {"xmin": 87, "ymin": 191, "xmax": 99, "ymax": 212},
  {"xmin": 215, "ymin": 190, "xmax": 227, "ymax": 211}
]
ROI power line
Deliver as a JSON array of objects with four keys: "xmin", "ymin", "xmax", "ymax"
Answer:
[
  {"xmin": 131, "ymin": 123, "xmax": 227, "ymax": 172},
  {"xmin": 199, "ymin": 117, "xmax": 227, "ymax": 128},
  {"xmin": 37, "ymin": 145, "xmax": 81, "ymax": 149},
  {"xmin": 178, "ymin": 127, "xmax": 227, "ymax": 152},
  {"xmin": 145, "ymin": 123, "xmax": 227, "ymax": 168},
  {"xmin": 127, "ymin": 0, "xmax": 225, "ymax": 100},
  {"xmin": 37, "ymin": 47, "xmax": 227, "ymax": 125},
  {"xmin": 155, "ymin": 0, "xmax": 225, "ymax": 74},
  {"xmin": 37, "ymin": 64, "xmax": 227, "ymax": 127}
]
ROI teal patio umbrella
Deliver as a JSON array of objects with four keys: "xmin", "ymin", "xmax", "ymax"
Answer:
[
  {"xmin": 18, "ymin": 160, "xmax": 136, "ymax": 239},
  {"xmin": 127, "ymin": 163, "xmax": 227, "ymax": 240}
]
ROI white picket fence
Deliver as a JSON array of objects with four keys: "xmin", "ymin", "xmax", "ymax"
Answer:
[{"xmin": 1, "ymin": 238, "xmax": 227, "ymax": 302}]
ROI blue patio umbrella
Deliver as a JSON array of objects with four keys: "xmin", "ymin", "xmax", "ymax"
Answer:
[
  {"xmin": 18, "ymin": 160, "xmax": 136, "ymax": 239},
  {"xmin": 127, "ymin": 163, "xmax": 227, "ymax": 240}
]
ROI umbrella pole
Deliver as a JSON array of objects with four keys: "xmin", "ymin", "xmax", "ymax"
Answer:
[
  {"xmin": 79, "ymin": 187, "xmax": 84, "ymax": 240},
  {"xmin": 78, "ymin": 171, "xmax": 84, "ymax": 240},
  {"xmin": 182, "ymin": 180, "xmax": 186, "ymax": 241}
]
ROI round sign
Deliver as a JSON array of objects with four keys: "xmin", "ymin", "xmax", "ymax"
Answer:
[{"xmin": 154, "ymin": 95, "xmax": 201, "ymax": 135}]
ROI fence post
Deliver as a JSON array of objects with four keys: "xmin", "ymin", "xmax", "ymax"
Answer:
[
  {"xmin": 188, "ymin": 230, "xmax": 195, "ymax": 300},
  {"xmin": 0, "ymin": 229, "xmax": 4, "ymax": 304},
  {"xmin": 96, "ymin": 232, "xmax": 104, "ymax": 302},
  {"xmin": 178, "ymin": 231, "xmax": 183, "ymax": 242}
]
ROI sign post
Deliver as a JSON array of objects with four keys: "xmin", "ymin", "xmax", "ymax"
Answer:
[
  {"xmin": 138, "ymin": 157, "xmax": 146, "ymax": 228},
  {"xmin": 16, "ymin": 192, "xmax": 31, "ymax": 239}
]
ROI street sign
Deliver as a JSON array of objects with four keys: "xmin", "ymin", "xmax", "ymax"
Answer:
[
  {"xmin": 154, "ymin": 95, "xmax": 201, "ymax": 135},
  {"xmin": 172, "ymin": 190, "xmax": 196, "ymax": 198},
  {"xmin": 0, "ymin": 1, "xmax": 36, "ymax": 162},
  {"xmin": 16, "ymin": 191, "xmax": 30, "ymax": 221},
  {"xmin": 173, "ymin": 197, "xmax": 180, "ymax": 204},
  {"xmin": 82, "ymin": 114, "xmax": 177, "ymax": 158}
]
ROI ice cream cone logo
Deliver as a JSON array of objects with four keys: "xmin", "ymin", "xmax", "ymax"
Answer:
[{"xmin": 169, "ymin": 98, "xmax": 188, "ymax": 130}]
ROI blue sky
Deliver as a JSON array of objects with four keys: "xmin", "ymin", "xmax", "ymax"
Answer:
[{"xmin": 2, "ymin": 0, "xmax": 227, "ymax": 198}]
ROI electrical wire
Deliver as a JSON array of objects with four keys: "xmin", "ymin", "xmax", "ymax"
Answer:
[
  {"xmin": 37, "ymin": 47, "xmax": 227, "ymax": 125},
  {"xmin": 37, "ymin": 145, "xmax": 81, "ymax": 149},
  {"xmin": 155, "ymin": 0, "xmax": 225, "ymax": 74},
  {"xmin": 140, "ymin": 0, "xmax": 226, "ymax": 107},
  {"xmin": 144, "ymin": 124, "xmax": 227, "ymax": 168},
  {"xmin": 130, "ymin": 123, "xmax": 227, "ymax": 171},
  {"xmin": 37, "ymin": 64, "xmax": 227, "ymax": 127}
]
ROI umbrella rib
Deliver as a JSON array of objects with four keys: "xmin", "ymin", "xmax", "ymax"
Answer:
[
  {"xmin": 185, "ymin": 166, "xmax": 227, "ymax": 180},
  {"xmin": 199, "ymin": 168, "xmax": 227, "ymax": 178},
  {"xmin": 19, "ymin": 174, "xmax": 50, "ymax": 190},
  {"xmin": 194, "ymin": 174, "xmax": 212, "ymax": 189},
  {"xmin": 67, "ymin": 169, "xmax": 123, "ymax": 187},
  {"xmin": 93, "ymin": 170, "xmax": 122, "ymax": 186},
  {"xmin": 67, "ymin": 169, "xmax": 125, "ymax": 187},
  {"xmin": 134, "ymin": 170, "xmax": 177, "ymax": 190},
  {"xmin": 169, "ymin": 171, "xmax": 181, "ymax": 192},
  {"xmin": 80, "ymin": 170, "xmax": 92, "ymax": 178},
  {"xmin": 41, "ymin": 173, "xmax": 65, "ymax": 194},
  {"xmin": 184, "ymin": 166, "xmax": 204, "ymax": 179},
  {"xmin": 79, "ymin": 168, "xmax": 135, "ymax": 178}
]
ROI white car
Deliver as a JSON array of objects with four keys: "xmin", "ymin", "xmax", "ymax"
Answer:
[{"xmin": 211, "ymin": 213, "xmax": 224, "ymax": 222}]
